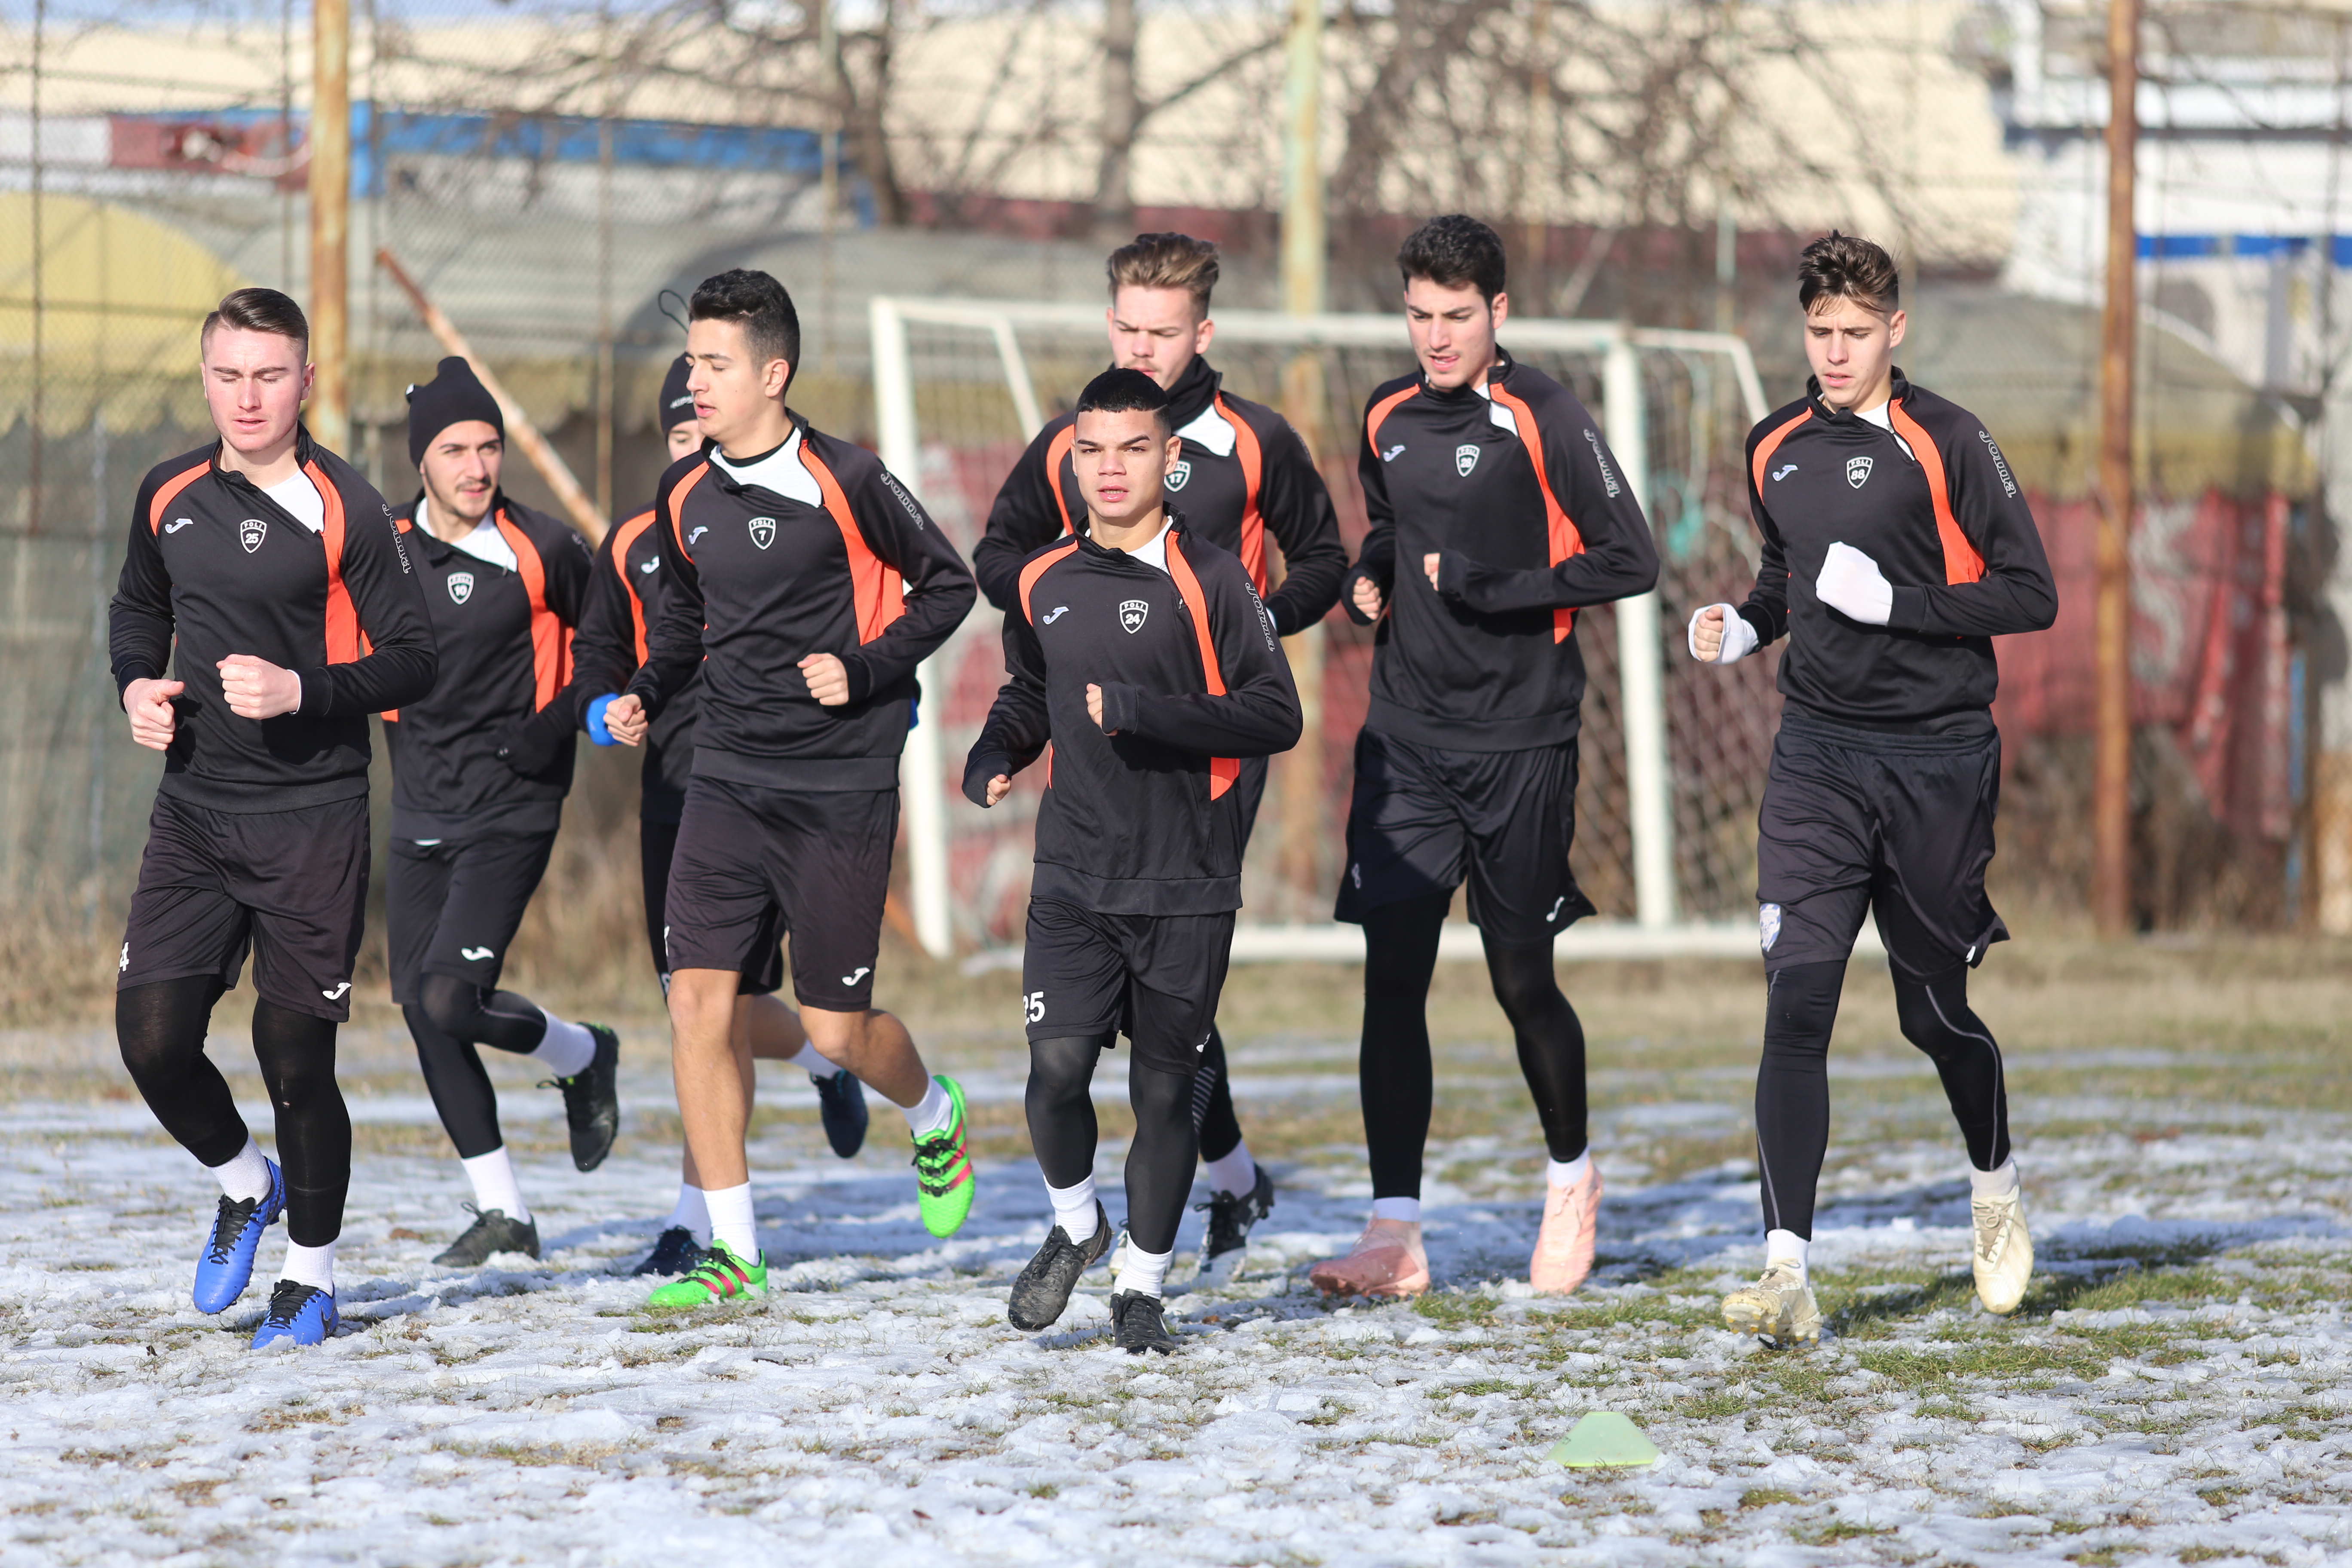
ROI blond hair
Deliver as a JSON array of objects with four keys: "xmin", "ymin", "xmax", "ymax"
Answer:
[{"xmin": 1106, "ymin": 233, "xmax": 1220, "ymax": 315}]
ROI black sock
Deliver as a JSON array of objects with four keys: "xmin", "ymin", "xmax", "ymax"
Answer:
[
  {"xmin": 405, "ymin": 1003, "xmax": 503, "ymax": 1160},
  {"xmin": 1125, "ymin": 1057, "xmax": 1200, "ymax": 1256},
  {"xmin": 416, "ymin": 971, "xmax": 550, "ymax": 1056},
  {"xmin": 116, "ymin": 975, "xmax": 244, "ymax": 1167},
  {"xmin": 1754, "ymin": 959, "xmax": 1845, "ymax": 1241},
  {"xmin": 1482, "ymin": 935, "xmax": 1589, "ymax": 1163},
  {"xmin": 1025, "ymin": 1035, "xmax": 1106, "ymax": 1191},
  {"xmin": 1894, "ymin": 966, "xmax": 2011, "ymax": 1173},
  {"xmin": 251, "ymin": 1001, "xmax": 350, "ymax": 1248},
  {"xmin": 1360, "ymin": 891, "xmax": 1449, "ymax": 1200},
  {"xmin": 1192, "ymin": 1024, "xmax": 1245, "ymax": 1166}
]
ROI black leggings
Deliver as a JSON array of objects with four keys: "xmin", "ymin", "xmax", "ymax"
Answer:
[
  {"xmin": 405, "ymin": 972, "xmax": 554, "ymax": 1160},
  {"xmin": 117, "ymin": 976, "xmax": 351, "ymax": 1247},
  {"xmin": 1755, "ymin": 959, "xmax": 2011, "ymax": 1239},
  {"xmin": 1359, "ymin": 891, "xmax": 1589, "ymax": 1200},
  {"xmin": 1191, "ymin": 1025, "xmax": 1244, "ymax": 1167},
  {"xmin": 1026, "ymin": 1035, "xmax": 1198, "ymax": 1256}
]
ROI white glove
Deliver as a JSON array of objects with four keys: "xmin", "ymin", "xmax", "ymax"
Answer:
[
  {"xmin": 1687, "ymin": 603, "xmax": 1758, "ymax": 665},
  {"xmin": 1815, "ymin": 541, "xmax": 1893, "ymax": 626}
]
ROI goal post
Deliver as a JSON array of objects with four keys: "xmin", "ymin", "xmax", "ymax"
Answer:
[{"xmin": 869, "ymin": 296, "xmax": 1832, "ymax": 966}]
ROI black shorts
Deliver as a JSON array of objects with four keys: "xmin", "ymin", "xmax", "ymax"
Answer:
[
  {"xmin": 1333, "ymin": 728, "xmax": 1596, "ymax": 948},
  {"xmin": 639, "ymin": 815, "xmax": 784, "ymax": 998},
  {"xmin": 1755, "ymin": 711, "xmax": 2008, "ymax": 981},
  {"xmin": 662, "ymin": 777, "xmax": 895, "ymax": 1012},
  {"xmin": 118, "ymin": 792, "xmax": 371, "ymax": 1022},
  {"xmin": 384, "ymin": 827, "xmax": 557, "ymax": 1005},
  {"xmin": 1020, "ymin": 900, "xmax": 1234, "ymax": 1074}
]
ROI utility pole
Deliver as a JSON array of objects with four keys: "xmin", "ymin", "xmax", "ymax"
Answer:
[
  {"xmin": 309, "ymin": 0, "xmax": 352, "ymax": 452},
  {"xmin": 1276, "ymin": 0, "xmax": 1327, "ymax": 911},
  {"xmin": 2092, "ymin": 0, "xmax": 2139, "ymax": 936}
]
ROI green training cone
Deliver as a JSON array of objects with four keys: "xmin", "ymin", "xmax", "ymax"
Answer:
[{"xmin": 1547, "ymin": 1411, "xmax": 1660, "ymax": 1468}]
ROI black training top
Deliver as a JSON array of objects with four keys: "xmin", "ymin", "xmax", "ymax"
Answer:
[
  {"xmin": 568, "ymin": 505, "xmax": 700, "ymax": 822},
  {"xmin": 963, "ymin": 518, "xmax": 1302, "ymax": 917},
  {"xmin": 971, "ymin": 355, "xmax": 1348, "ymax": 636},
  {"xmin": 111, "ymin": 430, "xmax": 438, "ymax": 812},
  {"xmin": 625, "ymin": 418, "xmax": 977, "ymax": 792},
  {"xmin": 381, "ymin": 494, "xmax": 592, "ymax": 837},
  {"xmin": 1342, "ymin": 350, "xmax": 1659, "ymax": 753},
  {"xmin": 1737, "ymin": 371, "xmax": 2058, "ymax": 733}
]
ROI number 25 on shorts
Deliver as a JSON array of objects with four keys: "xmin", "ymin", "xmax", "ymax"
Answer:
[{"xmin": 1023, "ymin": 991, "xmax": 1046, "ymax": 1024}]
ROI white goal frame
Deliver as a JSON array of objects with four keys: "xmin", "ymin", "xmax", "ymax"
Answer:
[{"xmin": 869, "ymin": 296, "xmax": 1858, "ymax": 967}]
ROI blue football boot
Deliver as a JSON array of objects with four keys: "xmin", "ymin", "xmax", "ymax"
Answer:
[
  {"xmin": 250, "ymin": 1280, "xmax": 338, "ymax": 1348},
  {"xmin": 192, "ymin": 1160, "xmax": 285, "ymax": 1314},
  {"xmin": 812, "ymin": 1066, "xmax": 869, "ymax": 1158}
]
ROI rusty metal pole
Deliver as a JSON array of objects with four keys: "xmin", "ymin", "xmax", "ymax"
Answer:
[
  {"xmin": 309, "ymin": 0, "xmax": 351, "ymax": 452},
  {"xmin": 2092, "ymin": 0, "xmax": 2139, "ymax": 936}
]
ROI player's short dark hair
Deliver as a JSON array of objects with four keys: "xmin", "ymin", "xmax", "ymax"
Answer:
[
  {"xmin": 689, "ymin": 269, "xmax": 801, "ymax": 383},
  {"xmin": 202, "ymin": 286, "xmax": 309, "ymax": 357},
  {"xmin": 1798, "ymin": 231, "xmax": 1901, "ymax": 315},
  {"xmin": 1073, "ymin": 367, "xmax": 1171, "ymax": 435},
  {"xmin": 1107, "ymin": 233, "xmax": 1220, "ymax": 315},
  {"xmin": 1397, "ymin": 214, "xmax": 1507, "ymax": 305}
]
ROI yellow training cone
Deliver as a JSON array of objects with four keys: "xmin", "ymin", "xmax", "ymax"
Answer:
[{"xmin": 1547, "ymin": 1411, "xmax": 1660, "ymax": 1467}]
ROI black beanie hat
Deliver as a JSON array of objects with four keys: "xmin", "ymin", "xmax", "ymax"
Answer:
[
  {"xmin": 405, "ymin": 355, "xmax": 504, "ymax": 466},
  {"xmin": 658, "ymin": 355, "xmax": 696, "ymax": 433}
]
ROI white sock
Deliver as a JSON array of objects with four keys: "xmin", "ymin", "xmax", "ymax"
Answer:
[
  {"xmin": 1113, "ymin": 1241, "xmax": 1174, "ymax": 1299},
  {"xmin": 530, "ymin": 1014, "xmax": 597, "ymax": 1078},
  {"xmin": 459, "ymin": 1147, "xmax": 529, "ymax": 1223},
  {"xmin": 787, "ymin": 1042, "xmax": 835, "ymax": 1075},
  {"xmin": 205, "ymin": 1136, "xmax": 272, "ymax": 1204},
  {"xmin": 665, "ymin": 1182, "xmax": 710, "ymax": 1241},
  {"xmin": 1370, "ymin": 1197, "xmax": 1421, "ymax": 1225},
  {"xmin": 1203, "ymin": 1144, "xmax": 1257, "ymax": 1199},
  {"xmin": 901, "ymin": 1077, "xmax": 955, "ymax": 1138},
  {"xmin": 1046, "ymin": 1176, "xmax": 1098, "ymax": 1243},
  {"xmin": 1547, "ymin": 1150, "xmax": 1592, "ymax": 1189},
  {"xmin": 1969, "ymin": 1158, "xmax": 2021, "ymax": 1199},
  {"xmin": 282, "ymin": 1239, "xmax": 336, "ymax": 1293},
  {"xmin": 704, "ymin": 1181, "xmax": 759, "ymax": 1261},
  {"xmin": 1765, "ymin": 1229, "xmax": 1809, "ymax": 1282}
]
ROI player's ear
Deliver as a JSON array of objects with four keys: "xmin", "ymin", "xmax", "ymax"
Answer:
[
  {"xmin": 764, "ymin": 357, "xmax": 793, "ymax": 400},
  {"xmin": 1488, "ymin": 291, "xmax": 1509, "ymax": 331},
  {"xmin": 1886, "ymin": 309, "xmax": 1907, "ymax": 349},
  {"xmin": 1163, "ymin": 432, "xmax": 1183, "ymax": 472}
]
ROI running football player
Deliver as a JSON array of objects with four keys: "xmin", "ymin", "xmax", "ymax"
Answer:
[
  {"xmin": 1690, "ymin": 232, "xmax": 2055, "ymax": 1345},
  {"xmin": 382, "ymin": 356, "xmax": 619, "ymax": 1268},
  {"xmin": 111, "ymin": 288, "xmax": 436, "ymax": 1347},
  {"xmin": 966, "ymin": 368, "xmax": 1302, "ymax": 1352},
  {"xmin": 974, "ymin": 233, "xmax": 1345, "ymax": 1284},
  {"xmin": 1311, "ymin": 215, "xmax": 1658, "ymax": 1302},
  {"xmin": 602, "ymin": 271, "xmax": 980, "ymax": 1307}
]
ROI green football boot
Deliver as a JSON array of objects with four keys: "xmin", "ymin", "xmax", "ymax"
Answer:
[
  {"xmin": 911, "ymin": 1075, "xmax": 977, "ymax": 1238},
  {"xmin": 644, "ymin": 1238, "xmax": 766, "ymax": 1308}
]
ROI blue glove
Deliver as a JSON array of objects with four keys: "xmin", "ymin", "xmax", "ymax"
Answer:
[{"xmin": 586, "ymin": 693, "xmax": 621, "ymax": 746}]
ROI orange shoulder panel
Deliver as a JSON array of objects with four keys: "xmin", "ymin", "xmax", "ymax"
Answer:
[
  {"xmin": 611, "ymin": 509, "xmax": 657, "ymax": 665},
  {"xmin": 495, "ymin": 509, "xmax": 570, "ymax": 709},
  {"xmin": 147, "ymin": 462, "xmax": 205, "ymax": 534},
  {"xmin": 1888, "ymin": 403, "xmax": 1985, "ymax": 585},
  {"xmin": 1364, "ymin": 384, "xmax": 1418, "ymax": 453},
  {"xmin": 801, "ymin": 447, "xmax": 906, "ymax": 644},
  {"xmin": 1215, "ymin": 396, "xmax": 1268, "ymax": 593},
  {"xmin": 1045, "ymin": 425, "xmax": 1078, "ymax": 537},
  {"xmin": 1487, "ymin": 383, "xmax": 1584, "ymax": 644},
  {"xmin": 1749, "ymin": 408, "xmax": 1812, "ymax": 499},
  {"xmin": 1162, "ymin": 533, "xmax": 1239, "ymax": 802},
  {"xmin": 1017, "ymin": 539, "xmax": 1083, "ymax": 626},
  {"xmin": 665, "ymin": 462, "xmax": 711, "ymax": 561},
  {"xmin": 308, "ymin": 461, "xmax": 363, "ymax": 666}
]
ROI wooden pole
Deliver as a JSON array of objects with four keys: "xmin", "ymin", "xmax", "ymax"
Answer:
[
  {"xmin": 309, "ymin": 0, "xmax": 350, "ymax": 452},
  {"xmin": 2093, "ymin": 0, "xmax": 2140, "ymax": 936},
  {"xmin": 375, "ymin": 247, "xmax": 610, "ymax": 543}
]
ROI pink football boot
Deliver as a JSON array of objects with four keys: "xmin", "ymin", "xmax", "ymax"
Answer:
[
  {"xmin": 1307, "ymin": 1218, "xmax": 1430, "ymax": 1299},
  {"xmin": 1529, "ymin": 1161, "xmax": 1602, "ymax": 1294}
]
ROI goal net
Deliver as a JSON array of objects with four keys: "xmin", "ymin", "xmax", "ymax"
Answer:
[{"xmin": 870, "ymin": 297, "xmax": 1813, "ymax": 966}]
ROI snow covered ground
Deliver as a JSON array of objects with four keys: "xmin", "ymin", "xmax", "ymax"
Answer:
[{"xmin": 2, "ymin": 1012, "xmax": 2350, "ymax": 1565}]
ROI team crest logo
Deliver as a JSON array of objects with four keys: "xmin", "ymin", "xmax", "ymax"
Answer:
[
  {"xmin": 747, "ymin": 515, "xmax": 777, "ymax": 550},
  {"xmin": 1119, "ymin": 598, "xmax": 1149, "ymax": 634},
  {"xmin": 238, "ymin": 518, "xmax": 267, "ymax": 553},
  {"xmin": 1165, "ymin": 459, "xmax": 1192, "ymax": 492},
  {"xmin": 447, "ymin": 571, "xmax": 475, "ymax": 605},
  {"xmin": 1455, "ymin": 443, "xmax": 1480, "ymax": 477},
  {"xmin": 1759, "ymin": 902, "xmax": 1783, "ymax": 952},
  {"xmin": 1845, "ymin": 455, "xmax": 1874, "ymax": 489}
]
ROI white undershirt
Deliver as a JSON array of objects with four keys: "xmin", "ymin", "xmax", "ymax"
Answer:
[
  {"xmin": 1854, "ymin": 400, "xmax": 1915, "ymax": 460},
  {"xmin": 1119, "ymin": 516, "xmax": 1174, "ymax": 576},
  {"xmin": 709, "ymin": 428, "xmax": 822, "ymax": 508},
  {"xmin": 263, "ymin": 472, "xmax": 326, "ymax": 534},
  {"xmin": 417, "ymin": 493, "xmax": 518, "ymax": 571}
]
